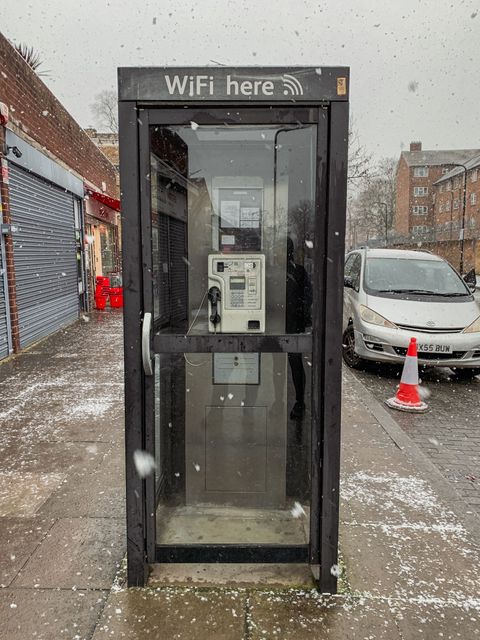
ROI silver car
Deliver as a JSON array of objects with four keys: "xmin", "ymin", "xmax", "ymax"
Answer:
[{"xmin": 342, "ymin": 248, "xmax": 480, "ymax": 378}]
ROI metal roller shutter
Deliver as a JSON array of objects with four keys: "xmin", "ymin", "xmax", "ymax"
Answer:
[
  {"xmin": 0, "ymin": 242, "xmax": 9, "ymax": 359},
  {"xmin": 156, "ymin": 213, "xmax": 170, "ymax": 327},
  {"xmin": 8, "ymin": 164, "xmax": 79, "ymax": 348},
  {"xmin": 168, "ymin": 217, "xmax": 187, "ymax": 326},
  {"xmin": 154, "ymin": 214, "xmax": 187, "ymax": 329}
]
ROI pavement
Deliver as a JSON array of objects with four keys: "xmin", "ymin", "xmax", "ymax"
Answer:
[
  {"xmin": 353, "ymin": 361, "xmax": 480, "ymax": 517},
  {"xmin": 0, "ymin": 312, "xmax": 479, "ymax": 639}
]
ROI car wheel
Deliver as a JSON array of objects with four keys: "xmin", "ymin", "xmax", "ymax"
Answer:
[
  {"xmin": 342, "ymin": 325, "xmax": 363, "ymax": 369},
  {"xmin": 452, "ymin": 367, "xmax": 480, "ymax": 380}
]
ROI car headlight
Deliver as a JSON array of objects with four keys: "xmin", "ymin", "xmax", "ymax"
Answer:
[
  {"xmin": 359, "ymin": 305, "xmax": 397, "ymax": 329},
  {"xmin": 463, "ymin": 316, "xmax": 480, "ymax": 333}
]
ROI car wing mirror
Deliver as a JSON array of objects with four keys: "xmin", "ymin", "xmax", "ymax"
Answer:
[
  {"xmin": 463, "ymin": 268, "xmax": 476, "ymax": 291},
  {"xmin": 344, "ymin": 276, "xmax": 354, "ymax": 289}
]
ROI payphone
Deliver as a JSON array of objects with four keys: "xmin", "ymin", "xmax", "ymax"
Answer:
[{"xmin": 207, "ymin": 254, "xmax": 265, "ymax": 333}]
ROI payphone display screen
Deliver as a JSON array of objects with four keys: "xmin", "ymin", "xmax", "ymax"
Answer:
[{"xmin": 230, "ymin": 277, "xmax": 246, "ymax": 290}]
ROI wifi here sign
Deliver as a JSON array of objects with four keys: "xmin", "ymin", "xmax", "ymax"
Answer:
[
  {"xmin": 119, "ymin": 67, "xmax": 349, "ymax": 102},
  {"xmin": 164, "ymin": 73, "xmax": 304, "ymax": 98}
]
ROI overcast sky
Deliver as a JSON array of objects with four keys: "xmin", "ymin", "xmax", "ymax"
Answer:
[{"xmin": 1, "ymin": 0, "xmax": 479, "ymax": 161}]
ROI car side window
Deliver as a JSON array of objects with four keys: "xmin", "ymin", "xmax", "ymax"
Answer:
[{"xmin": 350, "ymin": 255, "xmax": 362, "ymax": 292}]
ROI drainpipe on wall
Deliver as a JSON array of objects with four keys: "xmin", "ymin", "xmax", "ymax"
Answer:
[{"xmin": 0, "ymin": 119, "xmax": 21, "ymax": 353}]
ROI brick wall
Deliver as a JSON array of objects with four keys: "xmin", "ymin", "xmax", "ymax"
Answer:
[
  {"xmin": 393, "ymin": 240, "xmax": 478, "ymax": 273},
  {"xmin": 0, "ymin": 32, "xmax": 117, "ymax": 196}
]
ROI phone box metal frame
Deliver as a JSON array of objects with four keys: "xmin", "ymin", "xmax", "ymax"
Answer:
[{"xmin": 118, "ymin": 66, "xmax": 349, "ymax": 591}]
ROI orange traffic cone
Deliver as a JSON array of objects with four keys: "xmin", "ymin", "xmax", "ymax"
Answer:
[{"xmin": 385, "ymin": 337, "xmax": 428, "ymax": 413}]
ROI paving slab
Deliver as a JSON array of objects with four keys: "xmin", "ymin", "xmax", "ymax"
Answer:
[
  {"xmin": 340, "ymin": 468, "xmax": 462, "ymax": 528},
  {"xmin": 390, "ymin": 601, "xmax": 480, "ymax": 639},
  {"xmin": 0, "ymin": 440, "xmax": 111, "ymax": 473},
  {"xmin": 341, "ymin": 400, "xmax": 376, "ymax": 425},
  {"xmin": 91, "ymin": 588, "xmax": 246, "ymax": 640},
  {"xmin": 12, "ymin": 517, "xmax": 126, "ymax": 589},
  {"xmin": 0, "ymin": 471, "xmax": 65, "ymax": 517},
  {"xmin": 0, "ymin": 517, "xmax": 55, "ymax": 587},
  {"xmin": 340, "ymin": 522, "xmax": 480, "ymax": 601},
  {"xmin": 0, "ymin": 587, "xmax": 107, "ymax": 640},
  {"xmin": 149, "ymin": 563, "xmax": 315, "ymax": 588},
  {"xmin": 6, "ymin": 395, "xmax": 124, "ymax": 443},
  {"xmin": 248, "ymin": 592, "xmax": 401, "ymax": 640},
  {"xmin": 39, "ymin": 445, "xmax": 125, "ymax": 518}
]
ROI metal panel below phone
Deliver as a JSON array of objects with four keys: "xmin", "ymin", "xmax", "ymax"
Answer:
[
  {"xmin": 213, "ymin": 353, "xmax": 260, "ymax": 385},
  {"xmin": 205, "ymin": 407, "xmax": 267, "ymax": 493},
  {"xmin": 186, "ymin": 352, "xmax": 287, "ymax": 508}
]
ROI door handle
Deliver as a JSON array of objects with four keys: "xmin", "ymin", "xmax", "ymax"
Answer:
[{"xmin": 142, "ymin": 312, "xmax": 154, "ymax": 376}]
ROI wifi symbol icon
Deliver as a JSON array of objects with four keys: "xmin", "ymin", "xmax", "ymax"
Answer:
[{"xmin": 282, "ymin": 74, "xmax": 304, "ymax": 96}]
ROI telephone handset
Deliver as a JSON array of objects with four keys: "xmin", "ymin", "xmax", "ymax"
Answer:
[
  {"xmin": 207, "ymin": 254, "xmax": 265, "ymax": 333},
  {"xmin": 208, "ymin": 286, "xmax": 221, "ymax": 328}
]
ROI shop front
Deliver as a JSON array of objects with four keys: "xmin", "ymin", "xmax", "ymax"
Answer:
[{"xmin": 84, "ymin": 186, "xmax": 121, "ymax": 304}]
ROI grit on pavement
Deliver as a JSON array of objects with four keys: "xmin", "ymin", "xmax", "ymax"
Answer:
[
  {"xmin": 0, "ymin": 312, "xmax": 479, "ymax": 639},
  {"xmin": 352, "ymin": 361, "xmax": 480, "ymax": 517},
  {"xmin": 0, "ymin": 311, "xmax": 126, "ymax": 639}
]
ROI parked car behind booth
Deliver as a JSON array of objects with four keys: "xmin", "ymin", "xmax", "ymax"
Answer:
[{"xmin": 342, "ymin": 248, "xmax": 480, "ymax": 378}]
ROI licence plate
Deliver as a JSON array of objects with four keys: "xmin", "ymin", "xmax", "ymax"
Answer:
[{"xmin": 417, "ymin": 344, "xmax": 452, "ymax": 354}]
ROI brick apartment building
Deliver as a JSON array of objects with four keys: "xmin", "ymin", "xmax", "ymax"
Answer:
[
  {"xmin": 0, "ymin": 31, "xmax": 120, "ymax": 360},
  {"xmin": 434, "ymin": 154, "xmax": 480, "ymax": 240},
  {"xmin": 433, "ymin": 154, "xmax": 480, "ymax": 270},
  {"xmin": 394, "ymin": 141, "xmax": 480, "ymax": 241}
]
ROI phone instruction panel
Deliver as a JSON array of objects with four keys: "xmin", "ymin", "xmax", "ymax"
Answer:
[{"xmin": 217, "ymin": 188, "xmax": 262, "ymax": 252}]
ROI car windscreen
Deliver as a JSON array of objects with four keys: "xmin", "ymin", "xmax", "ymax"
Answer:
[{"xmin": 364, "ymin": 257, "xmax": 470, "ymax": 296}]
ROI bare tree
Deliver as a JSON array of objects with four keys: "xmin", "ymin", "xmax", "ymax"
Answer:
[
  {"xmin": 90, "ymin": 90, "xmax": 118, "ymax": 133},
  {"xmin": 349, "ymin": 157, "xmax": 397, "ymax": 245},
  {"xmin": 13, "ymin": 42, "xmax": 50, "ymax": 77},
  {"xmin": 348, "ymin": 119, "xmax": 374, "ymax": 183}
]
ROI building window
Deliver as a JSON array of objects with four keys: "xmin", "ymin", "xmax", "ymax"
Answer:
[
  {"xmin": 411, "ymin": 225, "xmax": 429, "ymax": 235},
  {"xmin": 472, "ymin": 169, "xmax": 478, "ymax": 183},
  {"xmin": 439, "ymin": 204, "xmax": 444, "ymax": 213},
  {"xmin": 439, "ymin": 184, "xmax": 444, "ymax": 193},
  {"xmin": 442, "ymin": 167, "xmax": 449, "ymax": 174},
  {"xmin": 412, "ymin": 205, "xmax": 428, "ymax": 214},
  {"xmin": 413, "ymin": 186, "xmax": 428, "ymax": 196},
  {"xmin": 413, "ymin": 166, "xmax": 428, "ymax": 177},
  {"xmin": 453, "ymin": 177, "xmax": 459, "ymax": 189},
  {"xmin": 471, "ymin": 193, "xmax": 477, "ymax": 206},
  {"xmin": 446, "ymin": 180, "xmax": 452, "ymax": 191},
  {"xmin": 453, "ymin": 199, "xmax": 459, "ymax": 209},
  {"xmin": 445, "ymin": 200, "xmax": 451, "ymax": 212}
]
